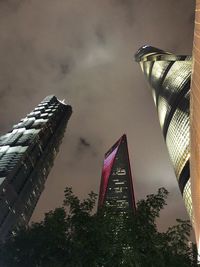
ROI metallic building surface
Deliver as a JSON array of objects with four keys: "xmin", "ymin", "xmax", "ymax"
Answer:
[
  {"xmin": 98, "ymin": 134, "xmax": 136, "ymax": 213},
  {"xmin": 135, "ymin": 46, "xmax": 192, "ymax": 223},
  {"xmin": 191, "ymin": 0, "xmax": 200, "ymax": 254},
  {"xmin": 0, "ymin": 95, "xmax": 72, "ymax": 240}
]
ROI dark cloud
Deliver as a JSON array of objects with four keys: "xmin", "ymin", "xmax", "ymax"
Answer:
[
  {"xmin": 79, "ymin": 138, "xmax": 91, "ymax": 148},
  {"xmin": 60, "ymin": 63, "xmax": 71, "ymax": 75},
  {"xmin": 76, "ymin": 137, "xmax": 92, "ymax": 154},
  {"xmin": 75, "ymin": 137, "xmax": 98, "ymax": 159},
  {"xmin": 0, "ymin": 85, "xmax": 11, "ymax": 100},
  {"xmin": 95, "ymin": 26, "xmax": 106, "ymax": 45}
]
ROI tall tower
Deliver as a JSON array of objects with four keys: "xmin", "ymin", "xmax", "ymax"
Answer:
[
  {"xmin": 135, "ymin": 46, "xmax": 192, "ymax": 222},
  {"xmin": 190, "ymin": 0, "xmax": 200, "ymax": 255},
  {"xmin": 0, "ymin": 95, "xmax": 72, "ymax": 240},
  {"xmin": 98, "ymin": 135, "xmax": 136, "ymax": 214}
]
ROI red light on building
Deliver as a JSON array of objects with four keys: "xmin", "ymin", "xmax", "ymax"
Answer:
[{"xmin": 98, "ymin": 135, "xmax": 136, "ymax": 212}]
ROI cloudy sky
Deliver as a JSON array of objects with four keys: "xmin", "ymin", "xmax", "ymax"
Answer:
[{"xmin": 0, "ymin": 0, "xmax": 195, "ymax": 231}]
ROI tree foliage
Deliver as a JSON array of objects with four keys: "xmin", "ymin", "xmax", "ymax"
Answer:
[{"xmin": 0, "ymin": 187, "xmax": 197, "ymax": 267}]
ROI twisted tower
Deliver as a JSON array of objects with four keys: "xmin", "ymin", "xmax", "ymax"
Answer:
[
  {"xmin": 135, "ymin": 46, "xmax": 192, "ymax": 221},
  {"xmin": 191, "ymin": 0, "xmax": 200, "ymax": 255}
]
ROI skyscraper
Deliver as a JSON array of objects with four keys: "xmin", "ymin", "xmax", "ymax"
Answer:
[
  {"xmin": 135, "ymin": 46, "xmax": 192, "ymax": 222},
  {"xmin": 98, "ymin": 134, "xmax": 136, "ymax": 214},
  {"xmin": 0, "ymin": 95, "xmax": 72, "ymax": 241},
  {"xmin": 190, "ymin": 0, "xmax": 200, "ymax": 255}
]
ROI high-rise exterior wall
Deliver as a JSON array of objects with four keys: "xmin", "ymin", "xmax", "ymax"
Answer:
[
  {"xmin": 135, "ymin": 46, "xmax": 192, "ymax": 222},
  {"xmin": 0, "ymin": 95, "xmax": 72, "ymax": 240},
  {"xmin": 191, "ymin": 0, "xmax": 200, "ymax": 255},
  {"xmin": 98, "ymin": 135, "xmax": 136, "ymax": 214}
]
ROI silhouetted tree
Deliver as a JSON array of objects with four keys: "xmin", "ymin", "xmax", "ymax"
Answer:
[{"xmin": 0, "ymin": 187, "xmax": 197, "ymax": 267}]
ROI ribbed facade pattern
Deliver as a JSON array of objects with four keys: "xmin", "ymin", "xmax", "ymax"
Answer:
[
  {"xmin": 135, "ymin": 46, "xmax": 192, "ymax": 222},
  {"xmin": 0, "ymin": 95, "xmax": 72, "ymax": 240},
  {"xmin": 191, "ymin": 0, "xmax": 200, "ymax": 254}
]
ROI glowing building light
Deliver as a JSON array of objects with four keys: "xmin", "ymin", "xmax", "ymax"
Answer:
[
  {"xmin": 98, "ymin": 135, "xmax": 136, "ymax": 213},
  {"xmin": 191, "ymin": 0, "xmax": 200, "ymax": 255},
  {"xmin": 135, "ymin": 46, "xmax": 192, "ymax": 225},
  {"xmin": 0, "ymin": 95, "xmax": 72, "ymax": 241}
]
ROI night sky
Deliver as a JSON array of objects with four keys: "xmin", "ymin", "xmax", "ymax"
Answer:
[{"xmin": 0, "ymin": 0, "xmax": 195, "ymax": 231}]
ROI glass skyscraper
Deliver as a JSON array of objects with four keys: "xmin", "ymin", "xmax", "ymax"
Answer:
[
  {"xmin": 0, "ymin": 95, "xmax": 72, "ymax": 240},
  {"xmin": 190, "ymin": 0, "xmax": 200, "ymax": 255},
  {"xmin": 98, "ymin": 134, "xmax": 136, "ymax": 214},
  {"xmin": 135, "ymin": 46, "xmax": 192, "ymax": 222}
]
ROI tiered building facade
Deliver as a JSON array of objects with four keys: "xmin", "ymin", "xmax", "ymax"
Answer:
[{"xmin": 0, "ymin": 95, "xmax": 72, "ymax": 240}]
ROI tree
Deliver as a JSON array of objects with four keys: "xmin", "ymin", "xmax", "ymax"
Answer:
[
  {"xmin": 0, "ymin": 187, "xmax": 197, "ymax": 267},
  {"xmin": 130, "ymin": 188, "xmax": 197, "ymax": 267}
]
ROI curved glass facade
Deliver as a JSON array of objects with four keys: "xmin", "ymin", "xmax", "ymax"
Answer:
[
  {"xmin": 166, "ymin": 102, "xmax": 190, "ymax": 180},
  {"xmin": 157, "ymin": 96, "xmax": 169, "ymax": 129},
  {"xmin": 183, "ymin": 179, "xmax": 193, "ymax": 224},
  {"xmin": 135, "ymin": 46, "xmax": 192, "ymax": 223}
]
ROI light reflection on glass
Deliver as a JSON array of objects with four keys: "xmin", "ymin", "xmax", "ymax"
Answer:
[
  {"xmin": 166, "ymin": 107, "xmax": 189, "ymax": 179},
  {"xmin": 183, "ymin": 179, "xmax": 194, "ymax": 224},
  {"xmin": 158, "ymin": 96, "xmax": 168, "ymax": 129}
]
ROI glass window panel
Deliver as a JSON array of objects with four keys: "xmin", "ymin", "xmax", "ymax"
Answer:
[
  {"xmin": 158, "ymin": 96, "xmax": 169, "ymax": 129},
  {"xmin": 143, "ymin": 61, "xmax": 153, "ymax": 79},
  {"xmin": 183, "ymin": 179, "xmax": 193, "ymax": 224},
  {"xmin": 166, "ymin": 107, "xmax": 189, "ymax": 179},
  {"xmin": 162, "ymin": 61, "xmax": 191, "ymax": 95},
  {"xmin": 151, "ymin": 61, "xmax": 170, "ymax": 89}
]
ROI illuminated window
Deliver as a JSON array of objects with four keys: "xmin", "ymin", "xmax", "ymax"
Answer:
[
  {"xmin": 151, "ymin": 61, "xmax": 170, "ymax": 88},
  {"xmin": 143, "ymin": 61, "xmax": 153, "ymax": 79},
  {"xmin": 43, "ymin": 168, "xmax": 46, "ymax": 176},
  {"xmin": 183, "ymin": 179, "xmax": 193, "ymax": 224},
  {"xmin": 114, "ymin": 187, "xmax": 123, "ymax": 193},
  {"xmin": 158, "ymin": 96, "xmax": 169, "ymax": 129},
  {"xmin": 21, "ymin": 213, "xmax": 26, "ymax": 220},
  {"xmin": 152, "ymin": 89, "xmax": 157, "ymax": 105},
  {"xmin": 166, "ymin": 106, "xmax": 189, "ymax": 179},
  {"xmin": 116, "ymin": 168, "xmax": 126, "ymax": 176},
  {"xmin": 162, "ymin": 61, "xmax": 191, "ymax": 96}
]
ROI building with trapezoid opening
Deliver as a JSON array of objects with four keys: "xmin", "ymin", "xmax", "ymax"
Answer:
[{"xmin": 98, "ymin": 134, "xmax": 136, "ymax": 215}]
